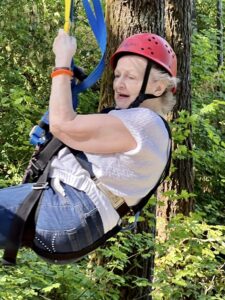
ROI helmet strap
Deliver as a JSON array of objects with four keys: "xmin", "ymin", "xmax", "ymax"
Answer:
[
  {"xmin": 140, "ymin": 60, "xmax": 152, "ymax": 95},
  {"xmin": 129, "ymin": 60, "xmax": 159, "ymax": 109},
  {"xmin": 128, "ymin": 93, "xmax": 158, "ymax": 108}
]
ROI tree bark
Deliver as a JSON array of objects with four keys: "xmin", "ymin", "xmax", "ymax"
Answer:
[
  {"xmin": 217, "ymin": 0, "xmax": 223, "ymax": 68},
  {"xmin": 191, "ymin": 0, "xmax": 197, "ymax": 32},
  {"xmin": 167, "ymin": 0, "xmax": 194, "ymax": 209},
  {"xmin": 157, "ymin": 0, "xmax": 194, "ymax": 233}
]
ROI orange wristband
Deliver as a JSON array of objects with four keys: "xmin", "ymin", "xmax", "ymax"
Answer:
[{"xmin": 51, "ymin": 69, "xmax": 73, "ymax": 78}]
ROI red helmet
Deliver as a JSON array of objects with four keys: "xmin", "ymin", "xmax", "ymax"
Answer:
[{"xmin": 110, "ymin": 33, "xmax": 177, "ymax": 77}]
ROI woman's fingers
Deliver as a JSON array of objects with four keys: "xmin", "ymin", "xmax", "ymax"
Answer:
[{"xmin": 53, "ymin": 29, "xmax": 77, "ymax": 64}]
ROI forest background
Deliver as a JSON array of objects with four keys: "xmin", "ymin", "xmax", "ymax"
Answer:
[{"xmin": 0, "ymin": 0, "xmax": 225, "ymax": 299}]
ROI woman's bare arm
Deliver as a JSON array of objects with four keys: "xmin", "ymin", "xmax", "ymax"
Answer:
[{"xmin": 49, "ymin": 30, "xmax": 136, "ymax": 154}]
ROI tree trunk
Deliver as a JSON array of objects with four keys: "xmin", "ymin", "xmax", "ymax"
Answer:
[
  {"xmin": 157, "ymin": 0, "xmax": 194, "ymax": 235},
  {"xmin": 192, "ymin": 0, "xmax": 197, "ymax": 32},
  {"xmin": 217, "ymin": 0, "xmax": 223, "ymax": 68}
]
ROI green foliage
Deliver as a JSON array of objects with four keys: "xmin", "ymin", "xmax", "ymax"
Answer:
[
  {"xmin": 0, "ymin": 249, "xmax": 122, "ymax": 300},
  {"xmin": 191, "ymin": 24, "xmax": 225, "ymax": 224},
  {"xmin": 0, "ymin": 0, "xmax": 100, "ymax": 185},
  {"xmin": 0, "ymin": 0, "xmax": 60, "ymax": 184},
  {"xmin": 192, "ymin": 31, "xmax": 225, "ymax": 109},
  {"xmin": 192, "ymin": 100, "xmax": 225, "ymax": 224},
  {"xmin": 0, "ymin": 0, "xmax": 225, "ymax": 300},
  {"xmin": 170, "ymin": 99, "xmax": 225, "ymax": 224},
  {"xmin": 152, "ymin": 214, "xmax": 225, "ymax": 300},
  {"xmin": 195, "ymin": 0, "xmax": 218, "ymax": 31},
  {"xmin": 0, "ymin": 87, "xmax": 42, "ymax": 186}
]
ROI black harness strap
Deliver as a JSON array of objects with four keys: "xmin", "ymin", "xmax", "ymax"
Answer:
[
  {"xmin": 129, "ymin": 93, "xmax": 158, "ymax": 109},
  {"xmin": 23, "ymin": 138, "xmax": 64, "ymax": 183},
  {"xmin": 31, "ymin": 117, "xmax": 172, "ymax": 263},
  {"xmin": 33, "ymin": 138, "xmax": 63, "ymax": 170}
]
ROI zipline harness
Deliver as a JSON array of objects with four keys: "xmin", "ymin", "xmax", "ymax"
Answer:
[{"xmin": 2, "ymin": 0, "xmax": 172, "ymax": 265}]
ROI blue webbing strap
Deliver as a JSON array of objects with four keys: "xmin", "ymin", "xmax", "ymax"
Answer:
[
  {"xmin": 71, "ymin": 0, "xmax": 106, "ymax": 94},
  {"xmin": 29, "ymin": 111, "xmax": 51, "ymax": 146},
  {"xmin": 70, "ymin": 0, "xmax": 74, "ymax": 24},
  {"xmin": 30, "ymin": 0, "xmax": 106, "ymax": 145}
]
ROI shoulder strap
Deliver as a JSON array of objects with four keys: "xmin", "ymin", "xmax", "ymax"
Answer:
[{"xmin": 23, "ymin": 138, "xmax": 64, "ymax": 183}]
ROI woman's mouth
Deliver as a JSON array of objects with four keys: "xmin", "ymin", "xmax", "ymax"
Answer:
[{"xmin": 117, "ymin": 93, "xmax": 130, "ymax": 100}]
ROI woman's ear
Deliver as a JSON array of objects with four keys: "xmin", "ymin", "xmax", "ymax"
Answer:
[{"xmin": 152, "ymin": 81, "xmax": 167, "ymax": 97}]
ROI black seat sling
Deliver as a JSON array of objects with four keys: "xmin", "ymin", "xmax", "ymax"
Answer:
[{"xmin": 2, "ymin": 114, "xmax": 172, "ymax": 265}]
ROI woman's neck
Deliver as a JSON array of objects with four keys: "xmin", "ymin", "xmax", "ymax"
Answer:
[{"xmin": 140, "ymin": 98, "xmax": 164, "ymax": 117}]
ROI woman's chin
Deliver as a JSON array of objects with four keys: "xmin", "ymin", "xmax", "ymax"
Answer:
[{"xmin": 115, "ymin": 98, "xmax": 133, "ymax": 109}]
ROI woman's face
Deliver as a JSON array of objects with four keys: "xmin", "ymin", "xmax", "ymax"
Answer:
[{"xmin": 113, "ymin": 55, "xmax": 148, "ymax": 109}]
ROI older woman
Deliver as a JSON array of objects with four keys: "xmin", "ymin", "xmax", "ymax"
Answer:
[{"xmin": 0, "ymin": 30, "xmax": 178, "ymax": 263}]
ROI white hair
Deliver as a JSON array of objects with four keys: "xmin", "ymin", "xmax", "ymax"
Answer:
[{"xmin": 153, "ymin": 65, "xmax": 180, "ymax": 115}]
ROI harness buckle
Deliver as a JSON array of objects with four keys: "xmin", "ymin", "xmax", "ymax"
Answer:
[
  {"xmin": 29, "ymin": 125, "xmax": 46, "ymax": 138},
  {"xmin": 30, "ymin": 159, "xmax": 41, "ymax": 172},
  {"xmin": 29, "ymin": 125, "xmax": 38, "ymax": 138},
  {"xmin": 29, "ymin": 125, "xmax": 50, "ymax": 146},
  {"xmin": 32, "ymin": 182, "xmax": 49, "ymax": 190}
]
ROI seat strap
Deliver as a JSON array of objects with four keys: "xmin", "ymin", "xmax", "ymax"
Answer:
[{"xmin": 2, "ymin": 164, "xmax": 50, "ymax": 265}]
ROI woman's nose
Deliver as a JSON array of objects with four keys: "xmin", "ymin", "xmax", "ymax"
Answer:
[{"xmin": 115, "ymin": 76, "xmax": 126, "ymax": 89}]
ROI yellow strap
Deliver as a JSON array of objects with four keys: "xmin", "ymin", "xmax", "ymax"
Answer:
[{"xmin": 64, "ymin": 0, "xmax": 72, "ymax": 33}]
